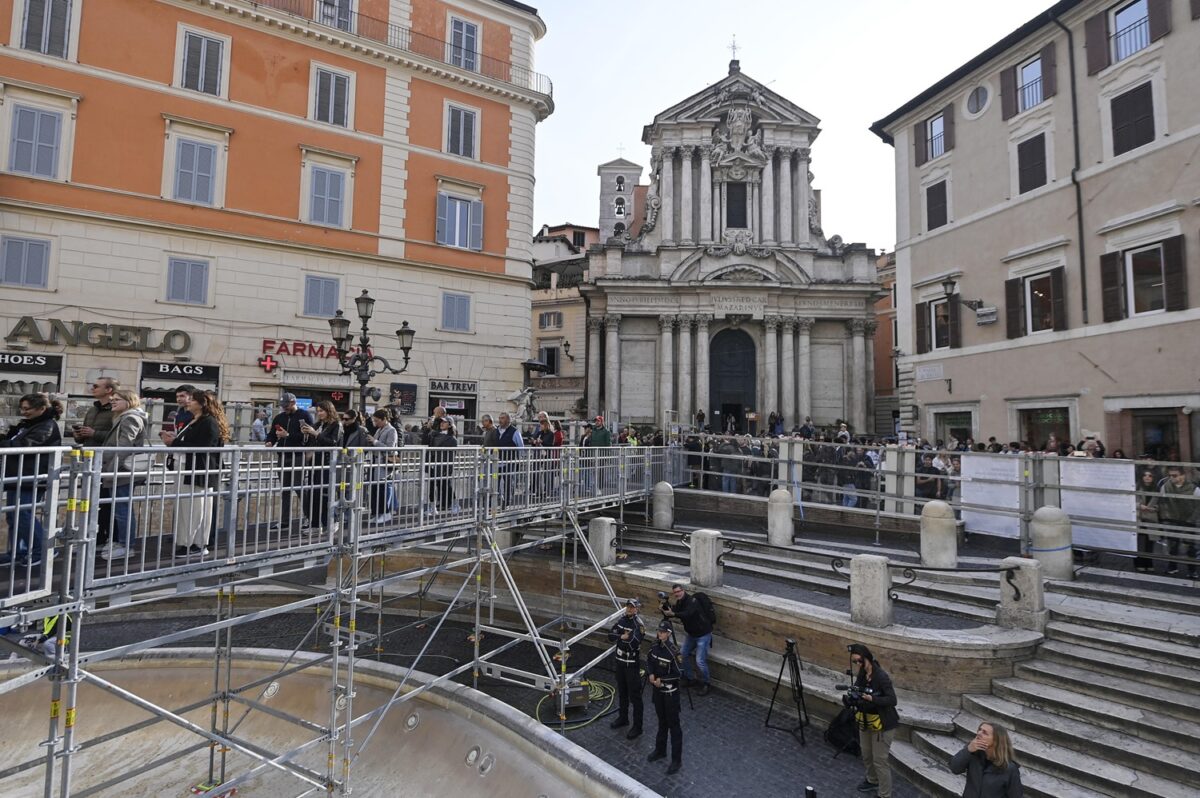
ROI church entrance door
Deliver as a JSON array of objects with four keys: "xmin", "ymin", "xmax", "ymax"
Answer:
[{"xmin": 709, "ymin": 328, "xmax": 756, "ymax": 435}]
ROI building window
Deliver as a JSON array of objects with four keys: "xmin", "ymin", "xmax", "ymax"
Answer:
[
  {"xmin": 303, "ymin": 275, "xmax": 340, "ymax": 318},
  {"xmin": 314, "ymin": 68, "xmax": 350, "ymax": 127},
  {"xmin": 317, "ymin": 0, "xmax": 353, "ymax": 32},
  {"xmin": 931, "ymin": 299, "xmax": 952, "ymax": 350},
  {"xmin": 307, "ymin": 166, "xmax": 347, "ymax": 227},
  {"xmin": 21, "ymin": 0, "xmax": 71, "ymax": 58},
  {"xmin": 1007, "ymin": 267, "xmax": 1066, "ymax": 338},
  {"xmin": 927, "ymin": 113, "xmax": 945, "ymax": 159},
  {"xmin": 615, "ymin": 176, "xmax": 625, "ymax": 192},
  {"xmin": 1101, "ymin": 236, "xmax": 1185, "ymax": 322},
  {"xmin": 1025, "ymin": 272, "xmax": 1057, "ymax": 333},
  {"xmin": 441, "ymin": 292, "xmax": 471, "ymax": 332},
  {"xmin": 446, "ymin": 105, "xmax": 476, "ymax": 158},
  {"xmin": 1018, "ymin": 55, "xmax": 1043, "ymax": 111},
  {"xmin": 165, "ymin": 257, "xmax": 209, "ymax": 305},
  {"xmin": 1111, "ymin": 0, "xmax": 1150, "ymax": 63},
  {"xmin": 1111, "ymin": 82, "xmax": 1154, "ymax": 156},
  {"xmin": 180, "ymin": 31, "xmax": 224, "ymax": 96},
  {"xmin": 966, "ymin": 85, "xmax": 989, "ymax": 115},
  {"xmin": 173, "ymin": 139, "xmax": 217, "ymax": 205},
  {"xmin": 1125, "ymin": 244, "xmax": 1165, "ymax": 316},
  {"xmin": 572, "ymin": 231, "xmax": 586, "ymax": 248},
  {"xmin": 926, "ymin": 180, "xmax": 948, "ymax": 230},
  {"xmin": 435, "ymin": 193, "xmax": 483, "ymax": 251},
  {"xmin": 1, "ymin": 235, "xmax": 50, "ymax": 289},
  {"xmin": 1019, "ymin": 407, "xmax": 1070, "ymax": 449},
  {"xmin": 538, "ymin": 311, "xmax": 563, "ymax": 330},
  {"xmin": 1017, "ymin": 133, "xmax": 1047, "ymax": 194},
  {"xmin": 8, "ymin": 104, "xmax": 61, "ymax": 178},
  {"xmin": 539, "ymin": 344, "xmax": 560, "ymax": 376},
  {"xmin": 614, "ymin": 197, "xmax": 626, "ymax": 217},
  {"xmin": 726, "ymin": 182, "xmax": 748, "ymax": 228},
  {"xmin": 449, "ymin": 17, "xmax": 478, "ymax": 72}
]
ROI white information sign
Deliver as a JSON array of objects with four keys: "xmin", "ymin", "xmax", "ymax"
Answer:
[
  {"xmin": 1058, "ymin": 458, "xmax": 1137, "ymax": 551},
  {"xmin": 960, "ymin": 454, "xmax": 1022, "ymax": 538}
]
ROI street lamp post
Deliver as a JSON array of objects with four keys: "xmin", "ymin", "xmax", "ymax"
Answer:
[{"xmin": 329, "ymin": 290, "xmax": 416, "ymax": 415}]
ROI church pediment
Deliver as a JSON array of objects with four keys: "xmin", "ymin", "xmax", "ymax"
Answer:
[
  {"xmin": 642, "ymin": 63, "xmax": 820, "ymax": 140},
  {"xmin": 667, "ymin": 249, "xmax": 811, "ymax": 285}
]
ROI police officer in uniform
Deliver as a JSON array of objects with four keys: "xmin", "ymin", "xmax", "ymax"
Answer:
[
  {"xmin": 608, "ymin": 598, "xmax": 645, "ymax": 739},
  {"xmin": 646, "ymin": 619, "xmax": 683, "ymax": 774}
]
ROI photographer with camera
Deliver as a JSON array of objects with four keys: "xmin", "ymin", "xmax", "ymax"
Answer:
[
  {"xmin": 660, "ymin": 584, "xmax": 714, "ymax": 696},
  {"xmin": 845, "ymin": 643, "xmax": 899, "ymax": 796},
  {"xmin": 608, "ymin": 598, "xmax": 645, "ymax": 739},
  {"xmin": 646, "ymin": 619, "xmax": 684, "ymax": 774}
]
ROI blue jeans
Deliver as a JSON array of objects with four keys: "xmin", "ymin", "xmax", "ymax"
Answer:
[
  {"xmin": 842, "ymin": 483, "xmax": 859, "ymax": 508},
  {"xmin": 4, "ymin": 486, "xmax": 45, "ymax": 561},
  {"xmin": 721, "ymin": 474, "xmax": 737, "ymax": 494},
  {"xmin": 680, "ymin": 632, "xmax": 712, "ymax": 684},
  {"xmin": 111, "ymin": 482, "xmax": 138, "ymax": 546}
]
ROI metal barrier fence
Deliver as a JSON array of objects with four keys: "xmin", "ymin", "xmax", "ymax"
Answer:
[{"xmin": 1, "ymin": 445, "xmax": 687, "ymax": 616}]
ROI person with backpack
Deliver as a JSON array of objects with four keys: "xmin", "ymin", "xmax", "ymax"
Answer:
[
  {"xmin": 661, "ymin": 583, "xmax": 715, "ymax": 696},
  {"xmin": 847, "ymin": 643, "xmax": 900, "ymax": 797}
]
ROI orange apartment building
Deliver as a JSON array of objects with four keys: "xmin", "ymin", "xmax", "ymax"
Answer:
[{"xmin": 0, "ymin": 0, "xmax": 552, "ymax": 424}]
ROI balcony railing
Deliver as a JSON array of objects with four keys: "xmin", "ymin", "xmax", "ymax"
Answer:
[
  {"xmin": 1018, "ymin": 76, "xmax": 1042, "ymax": 112},
  {"xmin": 927, "ymin": 132, "xmax": 945, "ymax": 160},
  {"xmin": 249, "ymin": 0, "xmax": 553, "ymax": 97},
  {"xmin": 1112, "ymin": 16, "xmax": 1150, "ymax": 63}
]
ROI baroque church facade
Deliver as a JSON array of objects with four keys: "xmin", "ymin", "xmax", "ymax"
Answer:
[{"xmin": 581, "ymin": 61, "xmax": 880, "ymax": 433}]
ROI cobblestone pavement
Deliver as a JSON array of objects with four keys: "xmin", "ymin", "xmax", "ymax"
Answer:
[{"xmin": 78, "ymin": 613, "xmax": 921, "ymax": 798}]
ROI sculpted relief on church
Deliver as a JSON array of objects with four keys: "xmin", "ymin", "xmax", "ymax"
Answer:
[{"xmin": 711, "ymin": 106, "xmax": 766, "ymax": 168}]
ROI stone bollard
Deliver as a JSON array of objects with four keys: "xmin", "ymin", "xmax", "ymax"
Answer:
[
  {"xmin": 492, "ymin": 528, "xmax": 520, "ymax": 553},
  {"xmin": 690, "ymin": 529, "xmax": 724, "ymax": 587},
  {"xmin": 1030, "ymin": 505, "xmax": 1073, "ymax": 581},
  {"xmin": 995, "ymin": 556, "xmax": 1047, "ymax": 632},
  {"xmin": 850, "ymin": 554, "xmax": 893, "ymax": 628},
  {"xmin": 768, "ymin": 489, "xmax": 794, "ymax": 547},
  {"xmin": 919, "ymin": 500, "xmax": 958, "ymax": 568},
  {"xmin": 653, "ymin": 481, "xmax": 675, "ymax": 530},
  {"xmin": 589, "ymin": 517, "xmax": 617, "ymax": 567}
]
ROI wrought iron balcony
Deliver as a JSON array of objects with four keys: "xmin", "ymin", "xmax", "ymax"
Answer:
[{"xmin": 248, "ymin": 0, "xmax": 553, "ymax": 97}]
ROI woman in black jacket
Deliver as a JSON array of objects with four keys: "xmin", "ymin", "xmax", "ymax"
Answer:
[
  {"xmin": 949, "ymin": 721, "xmax": 1023, "ymax": 797},
  {"xmin": 1, "ymin": 393, "xmax": 63, "ymax": 568},
  {"xmin": 299, "ymin": 401, "xmax": 342, "ymax": 532},
  {"xmin": 428, "ymin": 417, "xmax": 458, "ymax": 513},
  {"xmin": 161, "ymin": 390, "xmax": 228, "ymax": 557}
]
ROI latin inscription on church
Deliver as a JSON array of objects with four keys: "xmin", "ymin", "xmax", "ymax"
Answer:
[{"xmin": 713, "ymin": 295, "xmax": 765, "ymax": 317}]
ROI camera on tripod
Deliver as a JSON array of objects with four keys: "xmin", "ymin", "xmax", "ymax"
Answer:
[{"xmin": 834, "ymin": 683, "xmax": 874, "ymax": 708}]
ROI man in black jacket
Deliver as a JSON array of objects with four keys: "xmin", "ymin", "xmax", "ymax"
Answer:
[
  {"xmin": 266, "ymin": 393, "xmax": 313, "ymax": 530},
  {"xmin": 607, "ymin": 598, "xmax": 645, "ymax": 739},
  {"xmin": 662, "ymin": 584, "xmax": 713, "ymax": 695},
  {"xmin": 848, "ymin": 643, "xmax": 899, "ymax": 797}
]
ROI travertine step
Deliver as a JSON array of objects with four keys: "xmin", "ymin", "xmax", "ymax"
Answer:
[
  {"xmin": 889, "ymin": 739, "xmax": 969, "ymax": 798},
  {"xmin": 961, "ymin": 694, "xmax": 1200, "ymax": 788},
  {"xmin": 1036, "ymin": 638, "xmax": 1200, "ymax": 692},
  {"xmin": 991, "ymin": 677, "xmax": 1200, "ymax": 754},
  {"xmin": 1048, "ymin": 578, "xmax": 1200, "ymax": 616},
  {"xmin": 1048, "ymin": 601, "xmax": 1200, "ymax": 647},
  {"xmin": 1046, "ymin": 622, "xmax": 1200, "ymax": 669},
  {"xmin": 911, "ymin": 730, "xmax": 1102, "ymax": 798},
  {"xmin": 1015, "ymin": 658, "xmax": 1200, "ymax": 722}
]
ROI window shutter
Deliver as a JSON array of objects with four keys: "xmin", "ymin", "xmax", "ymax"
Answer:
[
  {"xmin": 1147, "ymin": 0, "xmax": 1172, "ymax": 42},
  {"xmin": 175, "ymin": 140, "xmax": 196, "ymax": 200},
  {"xmin": 3, "ymin": 239, "xmax": 25, "ymax": 284},
  {"xmin": 435, "ymin": 193, "xmax": 448, "ymax": 244},
  {"xmin": 168, "ymin": 259, "xmax": 189, "ymax": 302},
  {"xmin": 1005, "ymin": 278, "xmax": 1025, "ymax": 339},
  {"xmin": 189, "ymin": 261, "xmax": 208, "ymax": 304},
  {"xmin": 948, "ymin": 297, "xmax": 962, "ymax": 349},
  {"xmin": 941, "ymin": 105, "xmax": 955, "ymax": 152},
  {"xmin": 1193, "ymin": 0, "xmax": 1200, "ymax": 20},
  {"xmin": 442, "ymin": 294, "xmax": 454, "ymax": 328},
  {"xmin": 316, "ymin": 71, "xmax": 331, "ymax": 121},
  {"xmin": 915, "ymin": 302, "xmax": 930, "ymax": 354},
  {"xmin": 10, "ymin": 107, "xmax": 38, "ymax": 173},
  {"xmin": 326, "ymin": 170, "xmax": 344, "ymax": 226},
  {"xmin": 1000, "ymin": 67, "xmax": 1018, "ymax": 120},
  {"xmin": 24, "ymin": 240, "xmax": 48, "ymax": 287},
  {"xmin": 34, "ymin": 110, "xmax": 60, "ymax": 178},
  {"xmin": 1041, "ymin": 42, "xmax": 1057, "ymax": 99},
  {"xmin": 1050, "ymin": 267, "xmax": 1067, "ymax": 331},
  {"xmin": 311, "ymin": 168, "xmax": 327, "ymax": 223},
  {"xmin": 913, "ymin": 121, "xmax": 927, "ymax": 167},
  {"xmin": 203, "ymin": 38, "xmax": 222, "ymax": 94},
  {"xmin": 448, "ymin": 108, "xmax": 462, "ymax": 154},
  {"xmin": 23, "ymin": 0, "xmax": 47, "ymax": 51},
  {"xmin": 332, "ymin": 74, "xmax": 348, "ymax": 126},
  {"xmin": 462, "ymin": 110, "xmax": 475, "ymax": 158},
  {"xmin": 1100, "ymin": 252, "xmax": 1125, "ymax": 322},
  {"xmin": 469, "ymin": 199, "xmax": 483, "ymax": 251},
  {"xmin": 324, "ymin": 277, "xmax": 338, "ymax": 316},
  {"xmin": 194, "ymin": 143, "xmax": 214, "ymax": 204},
  {"xmin": 47, "ymin": 0, "xmax": 69, "ymax": 57},
  {"xmin": 1162, "ymin": 234, "xmax": 1187, "ymax": 312},
  {"xmin": 1085, "ymin": 12, "xmax": 1109, "ymax": 75},
  {"xmin": 183, "ymin": 33, "xmax": 203, "ymax": 90}
]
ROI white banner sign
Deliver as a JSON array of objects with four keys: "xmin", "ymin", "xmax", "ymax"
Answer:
[
  {"xmin": 960, "ymin": 454, "xmax": 1022, "ymax": 538},
  {"xmin": 1058, "ymin": 458, "xmax": 1137, "ymax": 551}
]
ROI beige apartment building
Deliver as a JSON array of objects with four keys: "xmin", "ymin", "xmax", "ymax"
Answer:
[
  {"xmin": 872, "ymin": 0, "xmax": 1200, "ymax": 459},
  {"xmin": 528, "ymin": 223, "xmax": 596, "ymax": 417}
]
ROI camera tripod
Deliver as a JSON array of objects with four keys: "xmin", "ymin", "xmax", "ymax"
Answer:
[{"xmin": 764, "ymin": 638, "xmax": 810, "ymax": 744}]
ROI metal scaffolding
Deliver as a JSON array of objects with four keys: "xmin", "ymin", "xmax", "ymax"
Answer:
[{"xmin": 0, "ymin": 444, "xmax": 681, "ymax": 797}]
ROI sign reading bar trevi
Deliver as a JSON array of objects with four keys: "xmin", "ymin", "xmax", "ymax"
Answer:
[
  {"xmin": 6, "ymin": 317, "xmax": 191, "ymax": 354},
  {"xmin": 429, "ymin": 379, "xmax": 477, "ymax": 394}
]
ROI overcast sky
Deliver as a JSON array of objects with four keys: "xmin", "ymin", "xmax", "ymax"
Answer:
[{"xmin": 530, "ymin": 0, "xmax": 1053, "ymax": 251}]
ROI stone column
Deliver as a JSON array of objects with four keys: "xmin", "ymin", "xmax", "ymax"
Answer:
[
  {"xmin": 604, "ymin": 314, "xmax": 621, "ymax": 417},
  {"xmin": 659, "ymin": 314, "xmax": 674, "ymax": 422},
  {"xmin": 588, "ymin": 517, "xmax": 616, "ymax": 567},
  {"xmin": 751, "ymin": 181, "xmax": 760, "ymax": 242},
  {"xmin": 679, "ymin": 145, "xmax": 694, "ymax": 246},
  {"xmin": 699, "ymin": 145, "xmax": 713, "ymax": 244},
  {"xmin": 864, "ymin": 320, "xmax": 878, "ymax": 435},
  {"xmin": 849, "ymin": 319, "xmax": 867, "ymax": 433},
  {"xmin": 661, "ymin": 147, "xmax": 675, "ymax": 246},
  {"xmin": 653, "ymin": 482, "xmax": 674, "ymax": 529},
  {"xmin": 712, "ymin": 185, "xmax": 721, "ymax": 240},
  {"xmin": 768, "ymin": 488, "xmax": 793, "ymax": 546},
  {"xmin": 1031, "ymin": 506, "xmax": 1073, "ymax": 580},
  {"xmin": 996, "ymin": 556, "xmax": 1048, "ymax": 632},
  {"xmin": 778, "ymin": 148, "xmax": 793, "ymax": 245},
  {"xmin": 764, "ymin": 316, "xmax": 779, "ymax": 417},
  {"xmin": 920, "ymin": 500, "xmax": 957, "ymax": 568},
  {"xmin": 795, "ymin": 147, "xmax": 811, "ymax": 246},
  {"xmin": 762, "ymin": 147, "xmax": 775, "ymax": 245},
  {"xmin": 850, "ymin": 554, "xmax": 892, "ymax": 628},
  {"xmin": 796, "ymin": 317, "xmax": 813, "ymax": 422},
  {"xmin": 691, "ymin": 528, "xmax": 724, "ymax": 588},
  {"xmin": 780, "ymin": 318, "xmax": 796, "ymax": 426},
  {"xmin": 695, "ymin": 315, "xmax": 711, "ymax": 426},
  {"xmin": 677, "ymin": 315, "xmax": 693, "ymax": 422},
  {"xmin": 586, "ymin": 317, "xmax": 602, "ymax": 416}
]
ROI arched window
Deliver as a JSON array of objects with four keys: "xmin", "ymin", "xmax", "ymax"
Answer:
[
  {"xmin": 614, "ymin": 197, "xmax": 626, "ymax": 217},
  {"xmin": 615, "ymin": 175, "xmax": 626, "ymax": 192},
  {"xmin": 613, "ymin": 223, "xmax": 626, "ymax": 235}
]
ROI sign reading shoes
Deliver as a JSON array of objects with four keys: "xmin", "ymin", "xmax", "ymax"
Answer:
[
  {"xmin": 6, "ymin": 317, "xmax": 191, "ymax": 353},
  {"xmin": 0, "ymin": 352, "xmax": 63, "ymax": 373}
]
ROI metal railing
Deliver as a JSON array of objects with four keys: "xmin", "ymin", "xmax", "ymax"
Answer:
[
  {"xmin": 1018, "ymin": 76, "xmax": 1042, "ymax": 111},
  {"xmin": 927, "ymin": 131, "xmax": 945, "ymax": 159},
  {"xmin": 1112, "ymin": 16, "xmax": 1151, "ymax": 63},
  {"xmin": 250, "ymin": 0, "xmax": 554, "ymax": 96}
]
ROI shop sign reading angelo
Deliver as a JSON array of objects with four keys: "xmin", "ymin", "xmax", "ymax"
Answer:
[{"xmin": 6, "ymin": 317, "xmax": 191, "ymax": 354}]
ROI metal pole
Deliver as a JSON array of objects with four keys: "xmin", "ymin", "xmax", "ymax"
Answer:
[{"xmin": 41, "ymin": 450, "xmax": 78, "ymax": 798}]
